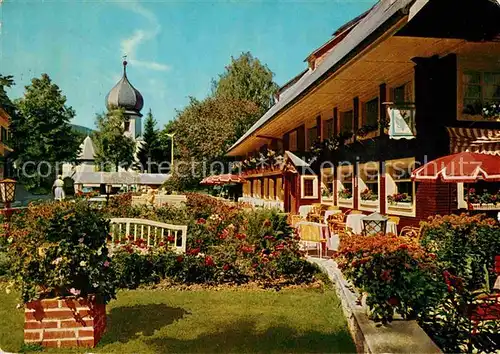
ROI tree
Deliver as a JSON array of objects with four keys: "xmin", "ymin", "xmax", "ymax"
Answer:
[
  {"xmin": 0, "ymin": 74, "xmax": 17, "ymax": 117},
  {"xmin": 14, "ymin": 74, "xmax": 81, "ymax": 191},
  {"xmin": 93, "ymin": 109, "xmax": 136, "ymax": 172},
  {"xmin": 137, "ymin": 109, "xmax": 161, "ymax": 172},
  {"xmin": 213, "ymin": 51, "xmax": 279, "ymax": 115}
]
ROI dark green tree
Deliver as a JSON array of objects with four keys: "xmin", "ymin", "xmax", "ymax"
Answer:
[
  {"xmin": 137, "ymin": 109, "xmax": 161, "ymax": 172},
  {"xmin": 212, "ymin": 51, "xmax": 279, "ymax": 116},
  {"xmin": 14, "ymin": 74, "xmax": 81, "ymax": 191},
  {"xmin": 94, "ymin": 109, "xmax": 136, "ymax": 172}
]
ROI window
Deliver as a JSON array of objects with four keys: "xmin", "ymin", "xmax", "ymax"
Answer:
[
  {"xmin": 301, "ymin": 176, "xmax": 318, "ymax": 199},
  {"xmin": 340, "ymin": 110, "xmax": 353, "ymax": 133},
  {"xmin": 276, "ymin": 177, "xmax": 284, "ymax": 201},
  {"xmin": 359, "ymin": 162, "xmax": 379, "ymax": 209},
  {"xmin": 337, "ymin": 164, "xmax": 353, "ymax": 205},
  {"xmin": 289, "ymin": 131, "xmax": 298, "ymax": 152},
  {"xmin": 124, "ymin": 120, "xmax": 130, "ymax": 132},
  {"xmin": 323, "ymin": 119, "xmax": 334, "ymax": 139},
  {"xmin": 392, "ymin": 82, "xmax": 413, "ymax": 104},
  {"xmin": 0, "ymin": 127, "xmax": 6, "ymax": 143},
  {"xmin": 386, "ymin": 158, "xmax": 416, "ymax": 215},
  {"xmin": 321, "ymin": 167, "xmax": 334, "ymax": 201},
  {"xmin": 363, "ymin": 98, "xmax": 379, "ymax": 127},
  {"xmin": 307, "ymin": 126, "xmax": 318, "ymax": 149},
  {"xmin": 462, "ymin": 71, "xmax": 500, "ymax": 115}
]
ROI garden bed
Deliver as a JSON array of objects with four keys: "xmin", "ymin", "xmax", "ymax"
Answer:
[{"xmin": 0, "ymin": 285, "xmax": 355, "ymax": 353}]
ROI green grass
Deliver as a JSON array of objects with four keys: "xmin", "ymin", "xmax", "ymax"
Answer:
[{"xmin": 0, "ymin": 287, "xmax": 355, "ymax": 353}]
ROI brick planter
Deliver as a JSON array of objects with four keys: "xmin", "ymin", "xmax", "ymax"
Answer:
[{"xmin": 24, "ymin": 296, "xmax": 106, "ymax": 348}]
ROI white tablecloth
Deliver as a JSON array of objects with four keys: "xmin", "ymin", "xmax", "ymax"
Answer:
[
  {"xmin": 345, "ymin": 214, "xmax": 397, "ymax": 235},
  {"xmin": 298, "ymin": 205, "xmax": 314, "ymax": 218},
  {"xmin": 324, "ymin": 209, "xmax": 342, "ymax": 223}
]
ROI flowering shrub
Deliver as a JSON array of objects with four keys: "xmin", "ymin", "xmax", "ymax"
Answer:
[
  {"xmin": 6, "ymin": 201, "xmax": 116, "ymax": 304},
  {"xmin": 335, "ymin": 234, "xmax": 444, "ymax": 323},
  {"xmin": 482, "ymin": 102, "xmax": 500, "ymax": 120},
  {"xmin": 418, "ymin": 214, "xmax": 500, "ymax": 352},
  {"xmin": 387, "ymin": 192, "xmax": 412, "ymax": 204},
  {"xmin": 360, "ymin": 188, "xmax": 378, "ymax": 201}
]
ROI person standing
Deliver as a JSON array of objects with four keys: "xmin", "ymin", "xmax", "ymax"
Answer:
[{"xmin": 53, "ymin": 175, "xmax": 65, "ymax": 201}]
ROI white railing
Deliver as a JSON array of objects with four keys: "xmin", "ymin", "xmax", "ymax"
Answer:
[{"xmin": 109, "ymin": 218, "xmax": 187, "ymax": 253}]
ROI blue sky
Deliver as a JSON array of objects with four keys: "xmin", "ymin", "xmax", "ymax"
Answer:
[{"xmin": 1, "ymin": 0, "xmax": 375, "ymax": 130}]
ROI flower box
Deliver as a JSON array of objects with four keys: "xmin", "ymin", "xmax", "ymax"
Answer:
[
  {"xmin": 360, "ymin": 199, "xmax": 378, "ymax": 207},
  {"xmin": 338, "ymin": 197, "xmax": 353, "ymax": 205},
  {"xmin": 388, "ymin": 202, "xmax": 413, "ymax": 210},
  {"xmin": 469, "ymin": 203, "xmax": 500, "ymax": 210},
  {"xmin": 24, "ymin": 296, "xmax": 106, "ymax": 348}
]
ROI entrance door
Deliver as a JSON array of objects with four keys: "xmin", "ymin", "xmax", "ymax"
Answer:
[{"xmin": 284, "ymin": 173, "xmax": 298, "ymax": 213}]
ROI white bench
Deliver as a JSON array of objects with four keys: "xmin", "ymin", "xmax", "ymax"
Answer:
[{"xmin": 109, "ymin": 218, "xmax": 187, "ymax": 253}]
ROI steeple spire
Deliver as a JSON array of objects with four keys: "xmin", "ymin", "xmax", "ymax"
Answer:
[{"xmin": 122, "ymin": 55, "xmax": 128, "ymax": 76}]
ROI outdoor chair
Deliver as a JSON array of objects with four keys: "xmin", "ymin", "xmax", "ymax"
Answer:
[
  {"xmin": 289, "ymin": 214, "xmax": 305, "ymax": 227},
  {"xmin": 349, "ymin": 210, "xmax": 363, "ymax": 215},
  {"xmin": 399, "ymin": 226, "xmax": 421, "ymax": 241},
  {"xmin": 388, "ymin": 216, "xmax": 400, "ymax": 225},
  {"xmin": 297, "ymin": 222, "xmax": 326, "ymax": 258}
]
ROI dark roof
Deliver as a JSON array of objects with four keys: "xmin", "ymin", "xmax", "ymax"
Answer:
[
  {"xmin": 228, "ymin": 0, "xmax": 413, "ymax": 155},
  {"xmin": 106, "ymin": 61, "xmax": 144, "ymax": 115}
]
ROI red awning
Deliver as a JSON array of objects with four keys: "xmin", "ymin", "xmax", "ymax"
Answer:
[
  {"xmin": 447, "ymin": 127, "xmax": 500, "ymax": 156},
  {"xmin": 412, "ymin": 152, "xmax": 500, "ymax": 183}
]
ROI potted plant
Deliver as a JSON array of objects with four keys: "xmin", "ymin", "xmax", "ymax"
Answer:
[
  {"xmin": 466, "ymin": 188, "xmax": 500, "ymax": 210},
  {"xmin": 8, "ymin": 201, "xmax": 116, "ymax": 349},
  {"xmin": 338, "ymin": 188, "xmax": 353, "ymax": 201}
]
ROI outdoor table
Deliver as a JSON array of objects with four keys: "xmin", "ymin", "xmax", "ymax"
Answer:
[
  {"xmin": 324, "ymin": 209, "xmax": 342, "ymax": 224},
  {"xmin": 346, "ymin": 214, "xmax": 397, "ymax": 235}
]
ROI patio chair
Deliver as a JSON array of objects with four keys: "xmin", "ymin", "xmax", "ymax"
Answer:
[
  {"xmin": 399, "ymin": 226, "xmax": 421, "ymax": 241},
  {"xmin": 289, "ymin": 214, "xmax": 305, "ymax": 227},
  {"xmin": 388, "ymin": 216, "xmax": 400, "ymax": 225},
  {"xmin": 297, "ymin": 222, "xmax": 326, "ymax": 258}
]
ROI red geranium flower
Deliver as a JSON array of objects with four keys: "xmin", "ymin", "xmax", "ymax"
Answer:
[
  {"xmin": 167, "ymin": 235, "xmax": 175, "ymax": 242},
  {"xmin": 387, "ymin": 297, "xmax": 399, "ymax": 306},
  {"xmin": 223, "ymin": 264, "xmax": 231, "ymax": 271},
  {"xmin": 197, "ymin": 218, "xmax": 206, "ymax": 224},
  {"xmin": 235, "ymin": 233, "xmax": 246, "ymax": 240},
  {"xmin": 205, "ymin": 256, "xmax": 215, "ymax": 266},
  {"xmin": 176, "ymin": 255, "xmax": 184, "ymax": 263},
  {"xmin": 275, "ymin": 244, "xmax": 285, "ymax": 251},
  {"xmin": 158, "ymin": 241, "xmax": 165, "ymax": 247},
  {"xmin": 188, "ymin": 247, "xmax": 200, "ymax": 255}
]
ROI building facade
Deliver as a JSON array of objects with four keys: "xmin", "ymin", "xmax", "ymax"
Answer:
[
  {"xmin": 228, "ymin": 0, "xmax": 500, "ymax": 227},
  {"xmin": 0, "ymin": 107, "xmax": 13, "ymax": 179}
]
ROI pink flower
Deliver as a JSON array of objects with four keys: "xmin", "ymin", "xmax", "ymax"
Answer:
[
  {"xmin": 103, "ymin": 261, "xmax": 110, "ymax": 268},
  {"xmin": 69, "ymin": 288, "xmax": 81, "ymax": 296},
  {"xmin": 197, "ymin": 218, "xmax": 206, "ymax": 224}
]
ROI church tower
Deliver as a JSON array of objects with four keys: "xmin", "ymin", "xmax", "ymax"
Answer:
[{"xmin": 105, "ymin": 59, "xmax": 144, "ymax": 139}]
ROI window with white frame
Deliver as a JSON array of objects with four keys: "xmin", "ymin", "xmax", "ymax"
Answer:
[
  {"xmin": 359, "ymin": 162, "xmax": 379, "ymax": 207},
  {"xmin": 462, "ymin": 71, "xmax": 500, "ymax": 116},
  {"xmin": 289, "ymin": 131, "xmax": 298, "ymax": 152},
  {"xmin": 386, "ymin": 158, "xmax": 416, "ymax": 213},
  {"xmin": 301, "ymin": 175, "xmax": 318, "ymax": 199},
  {"xmin": 391, "ymin": 82, "xmax": 413, "ymax": 104},
  {"xmin": 337, "ymin": 164, "xmax": 353, "ymax": 204},
  {"xmin": 321, "ymin": 167, "xmax": 334, "ymax": 201}
]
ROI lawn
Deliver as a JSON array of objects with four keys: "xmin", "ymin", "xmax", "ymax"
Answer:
[{"xmin": 0, "ymin": 286, "xmax": 355, "ymax": 353}]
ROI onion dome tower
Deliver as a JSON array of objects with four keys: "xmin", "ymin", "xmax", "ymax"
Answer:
[{"xmin": 105, "ymin": 59, "xmax": 144, "ymax": 139}]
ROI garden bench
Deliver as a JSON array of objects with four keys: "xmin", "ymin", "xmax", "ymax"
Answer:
[{"xmin": 109, "ymin": 218, "xmax": 187, "ymax": 253}]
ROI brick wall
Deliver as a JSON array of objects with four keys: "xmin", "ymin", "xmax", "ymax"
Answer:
[
  {"xmin": 24, "ymin": 297, "xmax": 106, "ymax": 348},
  {"xmin": 416, "ymin": 181, "xmax": 453, "ymax": 222}
]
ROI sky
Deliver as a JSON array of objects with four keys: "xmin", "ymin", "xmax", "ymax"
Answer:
[{"xmin": 0, "ymin": 0, "xmax": 376, "ymax": 130}]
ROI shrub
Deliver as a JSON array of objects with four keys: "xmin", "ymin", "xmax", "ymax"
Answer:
[
  {"xmin": 7, "ymin": 201, "xmax": 116, "ymax": 304},
  {"xmin": 335, "ymin": 234, "xmax": 445, "ymax": 323}
]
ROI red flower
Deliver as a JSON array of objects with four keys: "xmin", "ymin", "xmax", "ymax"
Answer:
[
  {"xmin": 275, "ymin": 244, "xmax": 285, "ymax": 251},
  {"xmin": 197, "ymin": 218, "xmax": 206, "ymax": 224},
  {"xmin": 235, "ymin": 233, "xmax": 246, "ymax": 240},
  {"xmin": 387, "ymin": 297, "xmax": 399, "ymax": 306},
  {"xmin": 219, "ymin": 229, "xmax": 229, "ymax": 240},
  {"xmin": 263, "ymin": 219, "xmax": 272, "ymax": 227},
  {"xmin": 176, "ymin": 255, "xmax": 184, "ymax": 263},
  {"xmin": 188, "ymin": 247, "xmax": 200, "ymax": 255},
  {"xmin": 127, "ymin": 235, "xmax": 134, "ymax": 241},
  {"xmin": 240, "ymin": 246, "xmax": 254, "ymax": 254},
  {"xmin": 223, "ymin": 264, "xmax": 231, "ymax": 271},
  {"xmin": 252, "ymin": 263, "xmax": 258, "ymax": 268},
  {"xmin": 204, "ymin": 256, "xmax": 215, "ymax": 267},
  {"xmin": 167, "ymin": 235, "xmax": 175, "ymax": 242},
  {"xmin": 381, "ymin": 270, "xmax": 392, "ymax": 282},
  {"xmin": 158, "ymin": 241, "xmax": 165, "ymax": 247}
]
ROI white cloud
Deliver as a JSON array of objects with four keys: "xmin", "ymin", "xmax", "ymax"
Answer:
[{"xmin": 119, "ymin": 1, "xmax": 170, "ymax": 72}]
